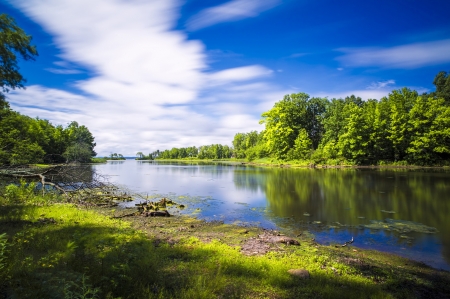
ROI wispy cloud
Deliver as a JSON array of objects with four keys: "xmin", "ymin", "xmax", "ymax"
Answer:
[
  {"xmin": 367, "ymin": 80, "xmax": 395, "ymax": 90},
  {"xmin": 45, "ymin": 68, "xmax": 83, "ymax": 74},
  {"xmin": 336, "ymin": 39, "xmax": 450, "ymax": 69},
  {"xmin": 208, "ymin": 65, "xmax": 273, "ymax": 86},
  {"xmin": 186, "ymin": 0, "xmax": 281, "ymax": 31},
  {"xmin": 7, "ymin": 0, "xmax": 285, "ymax": 156},
  {"xmin": 288, "ymin": 53, "xmax": 308, "ymax": 58}
]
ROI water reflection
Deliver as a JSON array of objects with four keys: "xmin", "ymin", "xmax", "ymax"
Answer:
[
  {"xmin": 234, "ymin": 167, "xmax": 450, "ymax": 270},
  {"xmin": 94, "ymin": 160, "xmax": 450, "ymax": 270}
]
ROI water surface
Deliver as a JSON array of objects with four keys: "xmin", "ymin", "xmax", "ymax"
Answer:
[{"xmin": 94, "ymin": 160, "xmax": 450, "ymax": 271}]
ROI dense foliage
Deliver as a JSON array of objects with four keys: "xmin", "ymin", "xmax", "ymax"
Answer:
[
  {"xmin": 0, "ymin": 102, "xmax": 97, "ymax": 164},
  {"xmin": 236, "ymin": 72, "xmax": 450, "ymax": 166}
]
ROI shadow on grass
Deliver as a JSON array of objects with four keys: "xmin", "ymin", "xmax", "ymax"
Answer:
[{"xmin": 1, "ymin": 204, "xmax": 449, "ymax": 299}]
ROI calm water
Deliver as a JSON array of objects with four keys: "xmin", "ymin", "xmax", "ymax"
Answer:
[{"xmin": 94, "ymin": 160, "xmax": 450, "ymax": 271}]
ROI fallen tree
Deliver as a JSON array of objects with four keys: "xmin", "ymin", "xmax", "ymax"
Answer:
[{"xmin": 0, "ymin": 164, "xmax": 130, "ymax": 205}]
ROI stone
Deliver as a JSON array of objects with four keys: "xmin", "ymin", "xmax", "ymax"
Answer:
[{"xmin": 288, "ymin": 269, "xmax": 310, "ymax": 279}]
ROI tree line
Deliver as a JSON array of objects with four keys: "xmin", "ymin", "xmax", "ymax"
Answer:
[
  {"xmin": 137, "ymin": 144, "xmax": 233, "ymax": 160},
  {"xmin": 0, "ymin": 99, "xmax": 97, "ymax": 164},
  {"xmin": 235, "ymin": 71, "xmax": 450, "ymax": 166}
]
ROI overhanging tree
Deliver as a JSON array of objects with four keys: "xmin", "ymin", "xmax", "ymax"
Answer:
[{"xmin": 0, "ymin": 14, "xmax": 38, "ymax": 96}]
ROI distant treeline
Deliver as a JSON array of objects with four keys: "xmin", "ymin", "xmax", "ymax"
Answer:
[
  {"xmin": 137, "ymin": 144, "xmax": 233, "ymax": 160},
  {"xmin": 146, "ymin": 71, "xmax": 450, "ymax": 166},
  {"xmin": 0, "ymin": 96, "xmax": 97, "ymax": 165}
]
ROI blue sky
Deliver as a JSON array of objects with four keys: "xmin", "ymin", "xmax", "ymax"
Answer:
[{"xmin": 1, "ymin": 0, "xmax": 450, "ymax": 156}]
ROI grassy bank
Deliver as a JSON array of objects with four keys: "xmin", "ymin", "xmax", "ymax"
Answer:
[
  {"xmin": 1, "ymin": 191, "xmax": 449, "ymax": 298},
  {"xmin": 151, "ymin": 157, "xmax": 450, "ymax": 169}
]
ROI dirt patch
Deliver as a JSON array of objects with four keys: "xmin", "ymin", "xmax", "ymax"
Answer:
[{"xmin": 240, "ymin": 230, "xmax": 300, "ymax": 256}]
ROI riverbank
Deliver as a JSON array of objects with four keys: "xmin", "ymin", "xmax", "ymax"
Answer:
[
  {"xmin": 151, "ymin": 157, "xmax": 450, "ymax": 169},
  {"xmin": 1, "ymin": 191, "xmax": 449, "ymax": 298}
]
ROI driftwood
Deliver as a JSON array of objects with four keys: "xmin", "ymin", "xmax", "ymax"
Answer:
[
  {"xmin": 336, "ymin": 237, "xmax": 354, "ymax": 247},
  {"xmin": 143, "ymin": 210, "xmax": 170, "ymax": 217},
  {"xmin": 269, "ymin": 236, "xmax": 300, "ymax": 245}
]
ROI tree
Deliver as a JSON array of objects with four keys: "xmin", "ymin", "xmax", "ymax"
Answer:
[
  {"xmin": 286, "ymin": 128, "xmax": 313, "ymax": 160},
  {"xmin": 65, "ymin": 121, "xmax": 97, "ymax": 158},
  {"xmin": 261, "ymin": 93, "xmax": 309, "ymax": 159},
  {"xmin": 0, "ymin": 14, "xmax": 38, "ymax": 96},
  {"xmin": 432, "ymin": 71, "xmax": 450, "ymax": 104},
  {"xmin": 337, "ymin": 102, "xmax": 373, "ymax": 164},
  {"xmin": 407, "ymin": 96, "xmax": 450, "ymax": 164},
  {"xmin": 305, "ymin": 97, "xmax": 327, "ymax": 149},
  {"xmin": 63, "ymin": 143, "xmax": 93, "ymax": 163},
  {"xmin": 386, "ymin": 88, "xmax": 416, "ymax": 161}
]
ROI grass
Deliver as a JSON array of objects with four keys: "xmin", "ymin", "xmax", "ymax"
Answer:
[
  {"xmin": 91, "ymin": 157, "xmax": 108, "ymax": 163},
  {"xmin": 0, "ymin": 188, "xmax": 449, "ymax": 298}
]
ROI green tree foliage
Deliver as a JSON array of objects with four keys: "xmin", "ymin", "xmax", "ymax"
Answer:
[
  {"xmin": 197, "ymin": 144, "xmax": 232, "ymax": 159},
  {"xmin": 232, "ymin": 130, "xmax": 266, "ymax": 160},
  {"xmin": 62, "ymin": 143, "xmax": 93, "ymax": 164},
  {"xmin": 336, "ymin": 102, "xmax": 373, "ymax": 164},
  {"xmin": 260, "ymin": 93, "xmax": 309, "ymax": 159},
  {"xmin": 0, "ymin": 109, "xmax": 45, "ymax": 164},
  {"xmin": 153, "ymin": 144, "xmax": 231, "ymax": 160},
  {"xmin": 60, "ymin": 122, "xmax": 96, "ymax": 163},
  {"xmin": 432, "ymin": 71, "xmax": 450, "ymax": 104},
  {"xmin": 286, "ymin": 128, "xmax": 312, "ymax": 160},
  {"xmin": 407, "ymin": 96, "xmax": 450, "ymax": 164},
  {"xmin": 261, "ymin": 93, "xmax": 328, "ymax": 159},
  {"xmin": 0, "ymin": 14, "xmax": 38, "ymax": 95},
  {"xmin": 0, "ymin": 107, "xmax": 97, "ymax": 165},
  {"xmin": 246, "ymin": 72, "xmax": 450, "ymax": 166}
]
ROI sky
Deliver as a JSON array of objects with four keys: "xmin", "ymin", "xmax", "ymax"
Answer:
[{"xmin": 1, "ymin": 0, "xmax": 450, "ymax": 157}]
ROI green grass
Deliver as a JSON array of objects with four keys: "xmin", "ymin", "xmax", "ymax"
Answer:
[
  {"xmin": 91, "ymin": 157, "xmax": 108, "ymax": 163},
  {"xmin": 1, "ymin": 188, "xmax": 449, "ymax": 298}
]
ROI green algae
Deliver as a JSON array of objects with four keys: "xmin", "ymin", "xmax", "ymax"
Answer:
[{"xmin": 365, "ymin": 218, "xmax": 439, "ymax": 234}]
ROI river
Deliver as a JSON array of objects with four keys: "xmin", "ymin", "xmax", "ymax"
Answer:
[{"xmin": 93, "ymin": 160, "xmax": 450, "ymax": 271}]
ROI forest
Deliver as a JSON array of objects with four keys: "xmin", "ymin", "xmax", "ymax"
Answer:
[{"xmin": 0, "ymin": 98, "xmax": 97, "ymax": 164}]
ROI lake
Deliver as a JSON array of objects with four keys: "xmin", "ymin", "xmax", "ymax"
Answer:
[{"xmin": 93, "ymin": 160, "xmax": 450, "ymax": 271}]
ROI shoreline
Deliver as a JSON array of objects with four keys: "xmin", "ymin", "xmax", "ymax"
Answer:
[{"xmin": 148, "ymin": 158, "xmax": 450, "ymax": 169}]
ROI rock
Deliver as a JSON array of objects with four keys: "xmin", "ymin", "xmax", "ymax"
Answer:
[{"xmin": 288, "ymin": 269, "xmax": 310, "ymax": 279}]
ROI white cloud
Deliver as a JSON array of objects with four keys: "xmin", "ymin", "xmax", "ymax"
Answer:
[
  {"xmin": 367, "ymin": 80, "xmax": 395, "ymax": 90},
  {"xmin": 336, "ymin": 39, "xmax": 450, "ymax": 69},
  {"xmin": 208, "ymin": 65, "xmax": 273, "ymax": 86},
  {"xmin": 7, "ymin": 0, "xmax": 285, "ymax": 156},
  {"xmin": 186, "ymin": 0, "xmax": 280, "ymax": 31}
]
